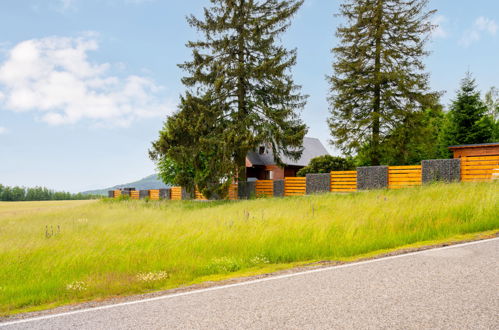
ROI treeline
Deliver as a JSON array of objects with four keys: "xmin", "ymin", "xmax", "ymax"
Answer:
[{"xmin": 0, "ymin": 184, "xmax": 99, "ymax": 201}]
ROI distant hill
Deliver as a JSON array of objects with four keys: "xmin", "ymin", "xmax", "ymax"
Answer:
[{"xmin": 81, "ymin": 174, "xmax": 169, "ymax": 195}]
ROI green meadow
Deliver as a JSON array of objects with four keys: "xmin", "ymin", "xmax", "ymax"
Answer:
[{"xmin": 0, "ymin": 181, "xmax": 498, "ymax": 316}]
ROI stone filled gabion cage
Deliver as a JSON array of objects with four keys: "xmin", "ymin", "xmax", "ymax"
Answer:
[{"xmin": 109, "ymin": 155, "xmax": 498, "ymax": 200}]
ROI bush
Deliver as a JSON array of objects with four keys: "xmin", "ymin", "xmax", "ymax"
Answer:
[{"xmin": 297, "ymin": 155, "xmax": 355, "ymax": 176}]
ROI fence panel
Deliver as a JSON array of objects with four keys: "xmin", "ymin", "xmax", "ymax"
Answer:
[
  {"xmin": 149, "ymin": 189, "xmax": 160, "ymax": 200},
  {"xmin": 130, "ymin": 190, "xmax": 139, "ymax": 200},
  {"xmin": 330, "ymin": 171, "xmax": 357, "ymax": 192},
  {"xmin": 388, "ymin": 165, "xmax": 422, "ymax": 189},
  {"xmin": 195, "ymin": 188, "xmax": 207, "ymax": 201},
  {"xmin": 256, "ymin": 180, "xmax": 273, "ymax": 197},
  {"xmin": 284, "ymin": 177, "xmax": 306, "ymax": 196},
  {"xmin": 113, "ymin": 190, "xmax": 121, "ymax": 198},
  {"xmin": 461, "ymin": 156, "xmax": 499, "ymax": 182},
  {"xmin": 228, "ymin": 183, "xmax": 238, "ymax": 200},
  {"xmin": 170, "ymin": 187, "xmax": 182, "ymax": 200}
]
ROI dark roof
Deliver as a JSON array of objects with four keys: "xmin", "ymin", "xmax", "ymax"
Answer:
[
  {"xmin": 448, "ymin": 142, "xmax": 499, "ymax": 149},
  {"xmin": 246, "ymin": 137, "xmax": 330, "ymax": 167}
]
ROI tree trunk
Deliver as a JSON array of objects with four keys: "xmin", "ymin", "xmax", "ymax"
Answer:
[
  {"xmin": 372, "ymin": 0, "xmax": 384, "ymax": 166},
  {"xmin": 236, "ymin": 0, "xmax": 248, "ymax": 183}
]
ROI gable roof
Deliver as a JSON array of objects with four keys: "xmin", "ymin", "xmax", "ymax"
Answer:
[{"xmin": 246, "ymin": 137, "xmax": 329, "ymax": 167}]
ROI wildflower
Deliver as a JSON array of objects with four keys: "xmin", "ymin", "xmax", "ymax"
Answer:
[
  {"xmin": 66, "ymin": 281, "xmax": 87, "ymax": 291},
  {"xmin": 250, "ymin": 255, "xmax": 270, "ymax": 265},
  {"xmin": 136, "ymin": 271, "xmax": 169, "ymax": 282}
]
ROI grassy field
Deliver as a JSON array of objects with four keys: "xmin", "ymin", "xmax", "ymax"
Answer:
[{"xmin": 0, "ymin": 182, "xmax": 498, "ymax": 316}]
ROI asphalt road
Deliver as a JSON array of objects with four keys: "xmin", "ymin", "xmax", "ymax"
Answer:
[{"xmin": 2, "ymin": 238, "xmax": 498, "ymax": 329}]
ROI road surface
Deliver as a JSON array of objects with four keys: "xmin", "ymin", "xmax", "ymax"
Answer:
[{"xmin": 2, "ymin": 238, "xmax": 498, "ymax": 329}]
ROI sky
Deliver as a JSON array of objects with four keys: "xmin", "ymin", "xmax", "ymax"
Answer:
[{"xmin": 0, "ymin": 0, "xmax": 498, "ymax": 192}]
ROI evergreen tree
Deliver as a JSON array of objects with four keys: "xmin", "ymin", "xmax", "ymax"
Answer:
[
  {"xmin": 328, "ymin": 0, "xmax": 440, "ymax": 165},
  {"xmin": 484, "ymin": 87, "xmax": 499, "ymax": 140},
  {"xmin": 443, "ymin": 73, "xmax": 494, "ymax": 147},
  {"xmin": 151, "ymin": 0, "xmax": 308, "ymax": 198}
]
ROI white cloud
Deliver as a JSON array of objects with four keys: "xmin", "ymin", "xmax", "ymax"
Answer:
[
  {"xmin": 0, "ymin": 126, "xmax": 7, "ymax": 134},
  {"xmin": 431, "ymin": 15, "xmax": 448, "ymax": 39},
  {"xmin": 0, "ymin": 35, "xmax": 173, "ymax": 127},
  {"xmin": 459, "ymin": 16, "xmax": 498, "ymax": 47}
]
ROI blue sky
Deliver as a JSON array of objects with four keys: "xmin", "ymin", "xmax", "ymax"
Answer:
[{"xmin": 0, "ymin": 0, "xmax": 498, "ymax": 192}]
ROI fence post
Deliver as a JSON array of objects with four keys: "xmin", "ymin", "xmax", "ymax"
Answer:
[
  {"xmin": 273, "ymin": 180, "xmax": 284, "ymax": 197},
  {"xmin": 159, "ymin": 188, "xmax": 171, "ymax": 200},
  {"xmin": 306, "ymin": 173, "xmax": 331, "ymax": 194},
  {"xmin": 181, "ymin": 187, "xmax": 193, "ymax": 200},
  {"xmin": 421, "ymin": 159, "xmax": 461, "ymax": 183},
  {"xmin": 238, "ymin": 181, "xmax": 256, "ymax": 199},
  {"xmin": 357, "ymin": 166, "xmax": 389, "ymax": 190}
]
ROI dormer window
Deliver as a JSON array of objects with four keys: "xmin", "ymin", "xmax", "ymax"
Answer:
[{"xmin": 259, "ymin": 146, "xmax": 265, "ymax": 154}]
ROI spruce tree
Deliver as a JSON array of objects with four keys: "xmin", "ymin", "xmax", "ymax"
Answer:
[
  {"xmin": 443, "ymin": 72, "xmax": 494, "ymax": 146},
  {"xmin": 151, "ymin": 0, "xmax": 307, "ymax": 197},
  {"xmin": 328, "ymin": 0, "xmax": 440, "ymax": 165}
]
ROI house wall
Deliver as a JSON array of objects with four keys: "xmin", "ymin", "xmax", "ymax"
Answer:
[
  {"xmin": 265, "ymin": 165, "xmax": 285, "ymax": 180},
  {"xmin": 451, "ymin": 145, "xmax": 499, "ymax": 158}
]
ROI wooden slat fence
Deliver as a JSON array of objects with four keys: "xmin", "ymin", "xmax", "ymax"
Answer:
[
  {"xmin": 228, "ymin": 183, "xmax": 238, "ymax": 200},
  {"xmin": 255, "ymin": 180, "xmax": 273, "ymax": 197},
  {"xmin": 195, "ymin": 188, "xmax": 208, "ymax": 201},
  {"xmin": 130, "ymin": 190, "xmax": 139, "ymax": 200},
  {"xmin": 284, "ymin": 177, "xmax": 306, "ymax": 196},
  {"xmin": 171, "ymin": 187, "xmax": 182, "ymax": 200},
  {"xmin": 330, "ymin": 171, "xmax": 357, "ymax": 192},
  {"xmin": 461, "ymin": 155, "xmax": 499, "ymax": 182},
  {"xmin": 388, "ymin": 165, "xmax": 422, "ymax": 189},
  {"xmin": 149, "ymin": 189, "xmax": 160, "ymax": 200},
  {"xmin": 113, "ymin": 190, "xmax": 121, "ymax": 198}
]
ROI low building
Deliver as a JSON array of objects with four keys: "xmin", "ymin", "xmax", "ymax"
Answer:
[
  {"xmin": 448, "ymin": 142, "xmax": 499, "ymax": 158},
  {"xmin": 245, "ymin": 137, "xmax": 329, "ymax": 180}
]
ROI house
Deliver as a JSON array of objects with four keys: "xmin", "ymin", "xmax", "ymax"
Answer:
[
  {"xmin": 245, "ymin": 137, "xmax": 329, "ymax": 180},
  {"xmin": 448, "ymin": 142, "xmax": 499, "ymax": 158}
]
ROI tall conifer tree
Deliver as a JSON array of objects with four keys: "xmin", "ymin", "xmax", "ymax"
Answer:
[
  {"xmin": 441, "ymin": 72, "xmax": 494, "ymax": 148},
  {"xmin": 151, "ymin": 0, "xmax": 307, "ymax": 197},
  {"xmin": 328, "ymin": 0, "xmax": 439, "ymax": 165}
]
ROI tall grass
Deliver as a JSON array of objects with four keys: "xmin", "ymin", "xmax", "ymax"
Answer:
[{"xmin": 0, "ymin": 182, "xmax": 497, "ymax": 316}]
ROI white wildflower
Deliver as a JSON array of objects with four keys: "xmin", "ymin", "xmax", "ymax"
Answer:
[
  {"xmin": 250, "ymin": 255, "xmax": 270, "ymax": 265},
  {"xmin": 66, "ymin": 281, "xmax": 87, "ymax": 291},
  {"xmin": 136, "ymin": 271, "xmax": 169, "ymax": 282}
]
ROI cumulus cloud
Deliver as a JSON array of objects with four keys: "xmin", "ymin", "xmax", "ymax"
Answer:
[
  {"xmin": 431, "ymin": 15, "xmax": 448, "ymax": 39},
  {"xmin": 459, "ymin": 16, "xmax": 498, "ymax": 47},
  {"xmin": 0, "ymin": 35, "xmax": 173, "ymax": 127},
  {"xmin": 0, "ymin": 126, "xmax": 7, "ymax": 134}
]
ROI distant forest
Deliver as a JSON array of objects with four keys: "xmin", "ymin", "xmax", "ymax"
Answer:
[{"xmin": 0, "ymin": 184, "xmax": 100, "ymax": 201}]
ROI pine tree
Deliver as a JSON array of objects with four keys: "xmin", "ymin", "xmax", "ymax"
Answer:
[
  {"xmin": 328, "ymin": 0, "xmax": 440, "ymax": 165},
  {"xmin": 151, "ymin": 0, "xmax": 308, "ymax": 197},
  {"xmin": 443, "ymin": 72, "xmax": 494, "ymax": 146}
]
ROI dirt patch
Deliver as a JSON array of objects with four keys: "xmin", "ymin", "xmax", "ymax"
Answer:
[{"xmin": 2, "ymin": 232, "xmax": 497, "ymax": 322}]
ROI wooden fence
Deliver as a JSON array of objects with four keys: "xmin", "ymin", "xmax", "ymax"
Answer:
[
  {"xmin": 255, "ymin": 180, "xmax": 273, "ymax": 197},
  {"xmin": 461, "ymin": 155, "xmax": 499, "ymax": 182},
  {"xmin": 194, "ymin": 188, "xmax": 208, "ymax": 201},
  {"xmin": 149, "ymin": 189, "xmax": 160, "ymax": 200},
  {"xmin": 228, "ymin": 184, "xmax": 238, "ymax": 200},
  {"xmin": 388, "ymin": 165, "xmax": 422, "ymax": 189},
  {"xmin": 113, "ymin": 190, "xmax": 121, "ymax": 198},
  {"xmin": 130, "ymin": 190, "xmax": 139, "ymax": 200},
  {"xmin": 330, "ymin": 171, "xmax": 357, "ymax": 192},
  {"xmin": 284, "ymin": 177, "xmax": 306, "ymax": 196},
  {"xmin": 171, "ymin": 187, "xmax": 182, "ymax": 200}
]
